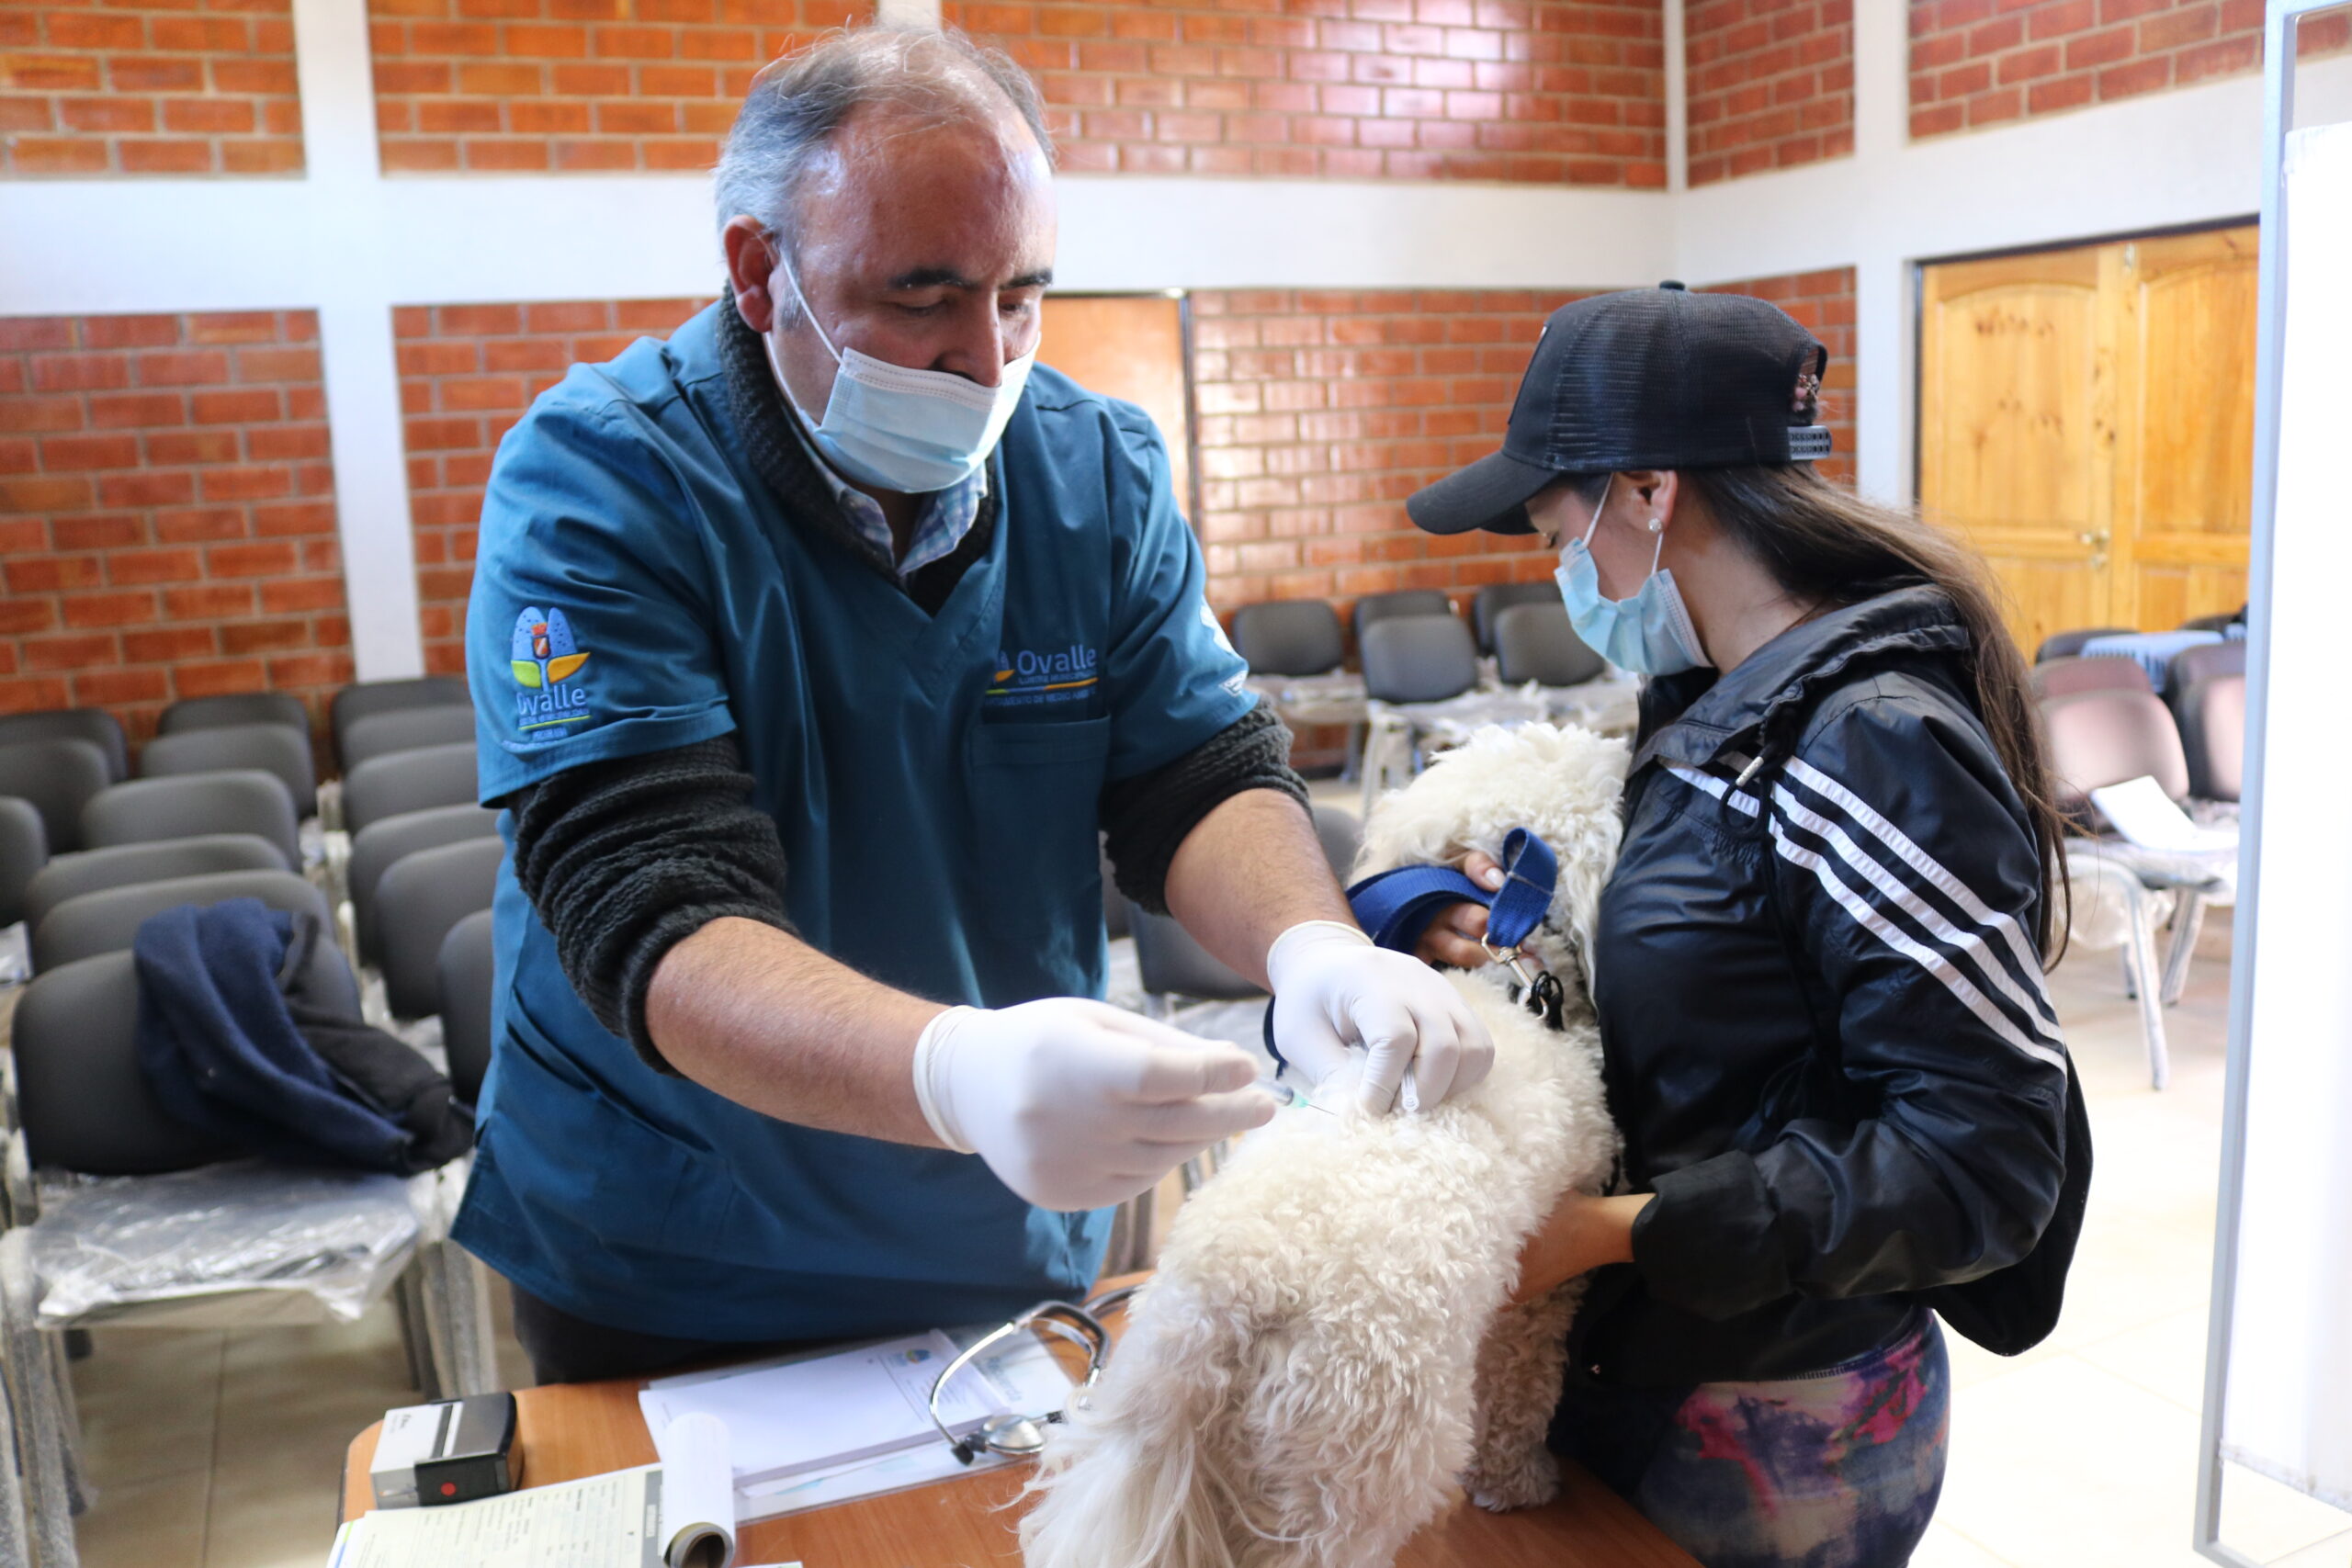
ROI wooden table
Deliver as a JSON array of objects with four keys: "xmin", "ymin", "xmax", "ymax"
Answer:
[{"xmin": 342, "ymin": 1286, "xmax": 1699, "ymax": 1567}]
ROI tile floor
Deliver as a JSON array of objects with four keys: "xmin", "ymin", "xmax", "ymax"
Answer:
[{"xmin": 63, "ymin": 912, "xmax": 2352, "ymax": 1567}]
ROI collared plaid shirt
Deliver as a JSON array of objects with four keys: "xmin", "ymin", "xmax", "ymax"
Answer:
[{"xmin": 786, "ymin": 418, "xmax": 988, "ymax": 580}]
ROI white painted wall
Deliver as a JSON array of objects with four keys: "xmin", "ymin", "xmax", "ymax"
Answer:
[{"xmin": 2, "ymin": 0, "xmax": 2340, "ymax": 675}]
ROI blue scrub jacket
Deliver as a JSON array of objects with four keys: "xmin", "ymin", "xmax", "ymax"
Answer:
[{"xmin": 453, "ymin": 302, "xmax": 1256, "ymax": 1342}]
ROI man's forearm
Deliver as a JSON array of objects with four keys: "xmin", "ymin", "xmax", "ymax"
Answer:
[
  {"xmin": 1162, "ymin": 788, "xmax": 1357, "ymax": 989},
  {"xmin": 643, "ymin": 916, "xmax": 947, "ymax": 1145}
]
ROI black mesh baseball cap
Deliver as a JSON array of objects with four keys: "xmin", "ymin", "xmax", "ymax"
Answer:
[{"xmin": 1408, "ymin": 282, "xmax": 1832, "ymax": 536}]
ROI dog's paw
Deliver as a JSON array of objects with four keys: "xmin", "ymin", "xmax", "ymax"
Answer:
[{"xmin": 1462, "ymin": 1447, "xmax": 1562, "ymax": 1512}]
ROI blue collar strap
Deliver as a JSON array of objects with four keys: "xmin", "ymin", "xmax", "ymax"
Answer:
[{"xmin": 1343, "ymin": 827, "xmax": 1557, "ymax": 957}]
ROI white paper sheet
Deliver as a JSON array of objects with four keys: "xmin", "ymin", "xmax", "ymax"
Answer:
[
  {"xmin": 328, "ymin": 1465, "xmax": 662, "ymax": 1568},
  {"xmin": 2088, "ymin": 774, "xmax": 2237, "ymax": 854},
  {"xmin": 655, "ymin": 1413, "xmax": 735, "ymax": 1568}
]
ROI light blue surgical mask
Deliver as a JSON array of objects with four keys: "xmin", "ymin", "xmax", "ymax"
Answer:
[
  {"xmin": 766, "ymin": 253, "xmax": 1035, "ymax": 495},
  {"xmin": 1551, "ymin": 476, "xmax": 1710, "ymax": 676}
]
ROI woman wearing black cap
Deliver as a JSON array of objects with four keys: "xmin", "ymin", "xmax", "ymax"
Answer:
[{"xmin": 1407, "ymin": 284, "xmax": 2089, "ymax": 1568}]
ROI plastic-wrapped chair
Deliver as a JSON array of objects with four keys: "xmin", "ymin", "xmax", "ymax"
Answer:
[
  {"xmin": 0, "ymin": 710, "xmax": 126, "ymax": 786},
  {"xmin": 1356, "ymin": 615, "xmax": 1545, "ymax": 814},
  {"xmin": 23, "ymin": 836, "xmax": 288, "ymax": 933},
  {"xmin": 80, "ymin": 772, "xmax": 300, "ymax": 871},
  {"xmin": 0, "ymin": 740, "xmax": 112, "ymax": 856},
  {"xmin": 155, "ymin": 693, "xmax": 308, "ymax": 738},
  {"xmin": 348, "ymin": 806, "xmax": 501, "ymax": 965},
  {"xmin": 375, "ymin": 837, "xmax": 503, "ymax": 1021},
  {"xmin": 2034, "ymin": 626, "xmax": 2132, "ymax": 663},
  {"xmin": 2030, "ymin": 655, "xmax": 2154, "ymax": 702},
  {"xmin": 0, "ymin": 802, "xmax": 44, "ymax": 937},
  {"xmin": 1471, "ymin": 582, "xmax": 1560, "ymax": 657},
  {"xmin": 31, "ymin": 870, "xmax": 342, "ymax": 982},
  {"xmin": 1229, "ymin": 600, "xmax": 1368, "ymax": 758},
  {"xmin": 331, "ymin": 678, "xmax": 469, "ymax": 773},
  {"xmin": 140, "ymin": 722, "xmax": 318, "ymax": 819},
  {"xmin": 340, "ymin": 705, "xmax": 476, "ymax": 773},
  {"xmin": 342, "ymin": 743, "xmax": 478, "ymax": 838},
  {"xmin": 2041, "ymin": 686, "xmax": 2228, "ymax": 1089},
  {"xmin": 436, "ymin": 910, "xmax": 495, "ymax": 1109}
]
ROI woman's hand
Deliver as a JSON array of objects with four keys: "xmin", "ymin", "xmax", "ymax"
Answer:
[
  {"xmin": 1412, "ymin": 851, "xmax": 1506, "ymax": 969},
  {"xmin": 1509, "ymin": 1190, "xmax": 1654, "ymax": 1307}
]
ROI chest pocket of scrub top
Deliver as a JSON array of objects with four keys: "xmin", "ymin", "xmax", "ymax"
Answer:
[{"xmin": 967, "ymin": 716, "xmax": 1112, "ymax": 890}]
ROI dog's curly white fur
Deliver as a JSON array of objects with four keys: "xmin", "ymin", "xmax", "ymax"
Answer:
[{"xmin": 1020, "ymin": 723, "xmax": 1629, "ymax": 1568}]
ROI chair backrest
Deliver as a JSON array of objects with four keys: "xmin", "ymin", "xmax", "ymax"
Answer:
[
  {"xmin": 376, "ymin": 835, "xmax": 505, "ymax": 1019},
  {"xmin": 157, "ymin": 691, "xmax": 309, "ymax": 737},
  {"xmin": 342, "ymin": 741, "xmax": 480, "ymax": 836},
  {"xmin": 0, "ymin": 708, "xmax": 128, "ymax": 784},
  {"xmin": 1351, "ymin": 589, "xmax": 1453, "ymax": 643},
  {"xmin": 2178, "ymin": 610, "xmax": 2242, "ymax": 633},
  {"xmin": 436, "ymin": 908, "xmax": 497, "ymax": 1107},
  {"xmin": 2034, "ymin": 626, "xmax": 2132, "ymax": 663},
  {"xmin": 340, "ymin": 705, "xmax": 477, "ymax": 773},
  {"xmin": 2030, "ymin": 655, "xmax": 2154, "ymax": 702},
  {"xmin": 1228, "ymin": 601, "xmax": 1344, "ymax": 678},
  {"xmin": 2177, "ymin": 671, "xmax": 2246, "ymax": 803},
  {"xmin": 349, "ymin": 804, "xmax": 502, "ymax": 963},
  {"xmin": 2166, "ymin": 637, "xmax": 2245, "ymax": 701},
  {"xmin": 24, "ymin": 834, "xmax": 289, "ymax": 931},
  {"xmin": 32, "ymin": 867, "xmax": 336, "ymax": 978},
  {"xmin": 332, "ymin": 677, "xmax": 471, "ymax": 771},
  {"xmin": 1493, "ymin": 602, "xmax": 1608, "ymax": 689},
  {"xmin": 0, "ymin": 797, "xmax": 46, "ymax": 930},
  {"xmin": 1471, "ymin": 581, "xmax": 1560, "ymax": 656},
  {"xmin": 81, "ymin": 771, "xmax": 301, "ymax": 868},
  {"xmin": 0, "ymin": 737, "xmax": 115, "ymax": 853},
  {"xmin": 13, "ymin": 951, "xmax": 243, "ymax": 1175},
  {"xmin": 1133, "ymin": 804, "xmax": 1361, "ymax": 1001},
  {"xmin": 1359, "ymin": 615, "xmax": 1478, "ymax": 705},
  {"xmin": 2040, "ymin": 688, "xmax": 2191, "ymax": 809},
  {"xmin": 141, "ymin": 721, "xmax": 319, "ymax": 818}
]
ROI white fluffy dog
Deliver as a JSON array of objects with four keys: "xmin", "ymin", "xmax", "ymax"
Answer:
[{"xmin": 1020, "ymin": 722, "xmax": 1629, "ymax": 1568}]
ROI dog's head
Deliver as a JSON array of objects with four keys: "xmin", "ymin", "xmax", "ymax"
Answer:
[{"xmin": 1353, "ymin": 723, "xmax": 1631, "ymax": 995}]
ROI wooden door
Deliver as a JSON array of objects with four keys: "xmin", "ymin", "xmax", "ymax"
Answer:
[
  {"xmin": 1918, "ymin": 225, "xmax": 2256, "ymax": 653},
  {"xmin": 1038, "ymin": 293, "xmax": 1196, "ymax": 523}
]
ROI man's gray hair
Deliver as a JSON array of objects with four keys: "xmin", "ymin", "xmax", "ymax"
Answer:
[{"xmin": 714, "ymin": 25, "xmax": 1055, "ymax": 252}]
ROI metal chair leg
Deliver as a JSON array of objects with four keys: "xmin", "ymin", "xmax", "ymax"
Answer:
[
  {"xmin": 0, "ymin": 1235, "xmax": 75, "ymax": 1568},
  {"xmin": 2121, "ymin": 881, "xmax": 2170, "ymax": 1091},
  {"xmin": 2160, "ymin": 892, "xmax": 2208, "ymax": 1009},
  {"xmin": 415, "ymin": 1241, "xmax": 501, "ymax": 1399},
  {"xmin": 0, "ymin": 1345, "xmax": 33, "ymax": 1568}
]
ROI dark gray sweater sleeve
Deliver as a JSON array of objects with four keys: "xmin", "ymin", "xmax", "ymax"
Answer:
[
  {"xmin": 1099, "ymin": 702, "xmax": 1310, "ymax": 916},
  {"xmin": 502, "ymin": 735, "xmax": 790, "ymax": 1074}
]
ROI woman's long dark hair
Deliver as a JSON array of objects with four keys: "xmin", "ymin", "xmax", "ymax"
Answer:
[{"xmin": 1565, "ymin": 463, "xmax": 2070, "ymax": 962}]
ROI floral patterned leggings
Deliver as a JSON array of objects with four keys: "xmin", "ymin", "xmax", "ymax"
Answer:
[{"xmin": 1552, "ymin": 1313, "xmax": 1951, "ymax": 1568}]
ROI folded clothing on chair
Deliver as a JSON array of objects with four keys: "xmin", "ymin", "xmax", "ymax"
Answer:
[{"xmin": 132, "ymin": 897, "xmax": 471, "ymax": 1175}]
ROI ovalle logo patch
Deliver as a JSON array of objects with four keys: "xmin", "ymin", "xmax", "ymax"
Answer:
[{"xmin": 511, "ymin": 606, "xmax": 593, "ymax": 734}]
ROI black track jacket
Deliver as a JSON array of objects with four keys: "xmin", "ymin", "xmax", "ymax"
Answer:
[{"xmin": 1569, "ymin": 586, "xmax": 2092, "ymax": 1389}]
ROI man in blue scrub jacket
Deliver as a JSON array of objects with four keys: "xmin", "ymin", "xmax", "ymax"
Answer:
[{"xmin": 458, "ymin": 25, "xmax": 1494, "ymax": 1384}]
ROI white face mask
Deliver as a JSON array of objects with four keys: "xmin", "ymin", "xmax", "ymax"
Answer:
[{"xmin": 766, "ymin": 251, "xmax": 1035, "ymax": 495}]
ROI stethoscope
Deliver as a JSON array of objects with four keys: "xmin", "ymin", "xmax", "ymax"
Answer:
[{"xmin": 924, "ymin": 1283, "xmax": 1138, "ymax": 1464}]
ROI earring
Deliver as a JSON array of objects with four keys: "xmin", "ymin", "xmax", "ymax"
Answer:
[{"xmin": 1645, "ymin": 517, "xmax": 1662, "ymax": 533}]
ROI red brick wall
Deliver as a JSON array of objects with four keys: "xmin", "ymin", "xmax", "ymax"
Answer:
[
  {"xmin": 946, "ymin": 0, "xmax": 1667, "ymax": 184},
  {"xmin": 1909, "ymin": 0, "xmax": 2351, "ymax": 139},
  {"xmin": 396, "ymin": 298, "xmax": 710, "ymax": 673},
  {"xmin": 0, "ymin": 311, "xmax": 348, "ymax": 742},
  {"xmin": 369, "ymin": 0, "xmax": 859, "ymax": 173},
  {"xmin": 1191, "ymin": 289, "xmax": 1569, "ymax": 615},
  {"xmin": 1, "ymin": 0, "xmax": 304, "ymax": 175},
  {"xmin": 1701, "ymin": 265, "xmax": 1855, "ymax": 486},
  {"xmin": 1684, "ymin": 0, "xmax": 1850, "ymax": 186}
]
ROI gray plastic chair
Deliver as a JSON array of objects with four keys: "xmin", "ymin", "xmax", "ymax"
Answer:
[
  {"xmin": 342, "ymin": 743, "xmax": 479, "ymax": 838},
  {"xmin": 1229, "ymin": 601, "xmax": 1344, "ymax": 677},
  {"xmin": 24, "ymin": 834, "xmax": 290, "ymax": 931},
  {"xmin": 141, "ymin": 721, "xmax": 319, "ymax": 818},
  {"xmin": 82, "ymin": 771, "xmax": 300, "ymax": 870},
  {"xmin": 2166, "ymin": 638, "xmax": 2245, "ymax": 705},
  {"xmin": 31, "ymin": 870, "xmax": 344, "ymax": 988},
  {"xmin": 376, "ymin": 836, "xmax": 504, "ymax": 1020},
  {"xmin": 0, "ymin": 737, "xmax": 114, "ymax": 854},
  {"xmin": 2177, "ymin": 671, "xmax": 2245, "ymax": 804},
  {"xmin": 1472, "ymin": 581, "xmax": 1560, "ymax": 657},
  {"xmin": 1360, "ymin": 615, "xmax": 1479, "ymax": 705},
  {"xmin": 2031, "ymin": 655, "xmax": 2155, "ymax": 702},
  {"xmin": 340, "ymin": 705, "xmax": 476, "ymax": 773},
  {"xmin": 2179, "ymin": 610, "xmax": 2242, "ymax": 633},
  {"xmin": 1132, "ymin": 806, "xmax": 1362, "ymax": 1008},
  {"xmin": 2035, "ymin": 626, "xmax": 2133, "ymax": 663},
  {"xmin": 1493, "ymin": 602, "xmax": 1607, "ymax": 689},
  {"xmin": 349, "ymin": 805, "xmax": 502, "ymax": 964},
  {"xmin": 156, "ymin": 692, "xmax": 309, "ymax": 738},
  {"xmin": 2041, "ymin": 687, "xmax": 2190, "ymax": 811},
  {"xmin": 1351, "ymin": 589, "xmax": 1453, "ymax": 643},
  {"xmin": 332, "ymin": 678, "xmax": 470, "ymax": 772},
  {"xmin": 436, "ymin": 908, "xmax": 497, "ymax": 1108},
  {"xmin": 0, "ymin": 708, "xmax": 128, "ymax": 784},
  {"xmin": 0, "ymin": 798, "xmax": 45, "ymax": 931}
]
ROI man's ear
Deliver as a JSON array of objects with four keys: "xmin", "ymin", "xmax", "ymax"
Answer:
[{"xmin": 722, "ymin": 216, "xmax": 777, "ymax": 334}]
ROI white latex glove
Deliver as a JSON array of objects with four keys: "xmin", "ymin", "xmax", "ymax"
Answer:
[
  {"xmin": 1264, "ymin": 920, "xmax": 1494, "ymax": 1116},
  {"xmin": 911, "ymin": 998, "xmax": 1276, "ymax": 1212}
]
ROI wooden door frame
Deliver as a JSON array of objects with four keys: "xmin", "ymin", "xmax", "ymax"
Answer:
[{"xmin": 1042, "ymin": 288, "xmax": 1202, "ymax": 531}]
